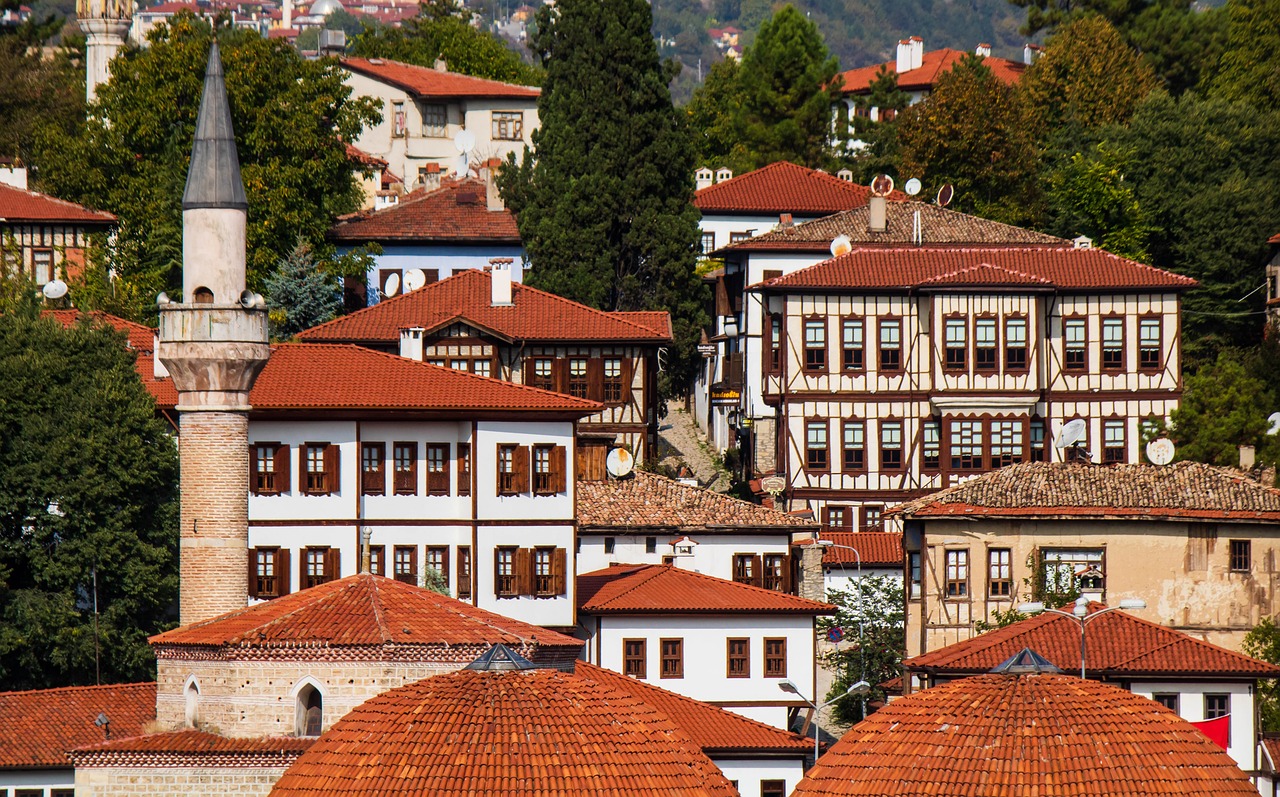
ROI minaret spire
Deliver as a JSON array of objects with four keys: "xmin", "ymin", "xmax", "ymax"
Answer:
[{"xmin": 183, "ymin": 41, "xmax": 248, "ymax": 212}]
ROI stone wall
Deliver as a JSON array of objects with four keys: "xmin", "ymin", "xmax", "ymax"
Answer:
[{"xmin": 75, "ymin": 765, "xmax": 288, "ymax": 797}]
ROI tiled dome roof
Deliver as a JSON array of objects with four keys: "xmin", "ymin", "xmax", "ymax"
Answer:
[
  {"xmin": 794, "ymin": 672, "xmax": 1256, "ymax": 797},
  {"xmin": 269, "ymin": 668, "xmax": 738, "ymax": 796}
]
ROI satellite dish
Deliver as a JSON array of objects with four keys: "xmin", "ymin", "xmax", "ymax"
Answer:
[
  {"xmin": 453, "ymin": 130, "xmax": 476, "ymax": 154},
  {"xmin": 606, "ymin": 447, "xmax": 634, "ymax": 479},
  {"xmin": 904, "ymin": 178, "xmax": 922, "ymax": 196},
  {"xmin": 1146, "ymin": 437, "xmax": 1175, "ymax": 466},
  {"xmin": 1267, "ymin": 412, "xmax": 1280, "ymax": 436},
  {"xmin": 42, "ymin": 279, "xmax": 68, "ymax": 300},
  {"xmin": 936, "ymin": 184, "xmax": 954, "ymax": 207},
  {"xmin": 1055, "ymin": 418, "xmax": 1088, "ymax": 449},
  {"xmin": 830, "ymin": 234, "xmax": 852, "ymax": 258},
  {"xmin": 870, "ymin": 174, "xmax": 894, "ymax": 197},
  {"xmin": 403, "ymin": 268, "xmax": 427, "ymax": 292},
  {"xmin": 382, "ymin": 272, "xmax": 400, "ymax": 297}
]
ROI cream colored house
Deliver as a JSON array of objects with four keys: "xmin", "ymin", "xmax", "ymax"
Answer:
[{"xmin": 889, "ymin": 460, "xmax": 1280, "ymax": 657}]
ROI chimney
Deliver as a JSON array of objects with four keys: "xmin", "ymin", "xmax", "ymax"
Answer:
[
  {"xmin": 975, "ymin": 42, "xmax": 991, "ymax": 57},
  {"xmin": 422, "ymin": 162, "xmax": 441, "ymax": 190},
  {"xmin": 837, "ymin": 169, "xmax": 853, "ymax": 182},
  {"xmin": 490, "ymin": 259, "xmax": 513, "ymax": 306},
  {"xmin": 910, "ymin": 36, "xmax": 923, "ymax": 70},
  {"xmin": 779, "ymin": 213, "xmax": 793, "ymax": 228},
  {"xmin": 868, "ymin": 195, "xmax": 887, "ymax": 233},
  {"xmin": 1073, "ymin": 235, "xmax": 1093, "ymax": 249},
  {"xmin": 695, "ymin": 167, "xmax": 714, "ymax": 191},
  {"xmin": 1240, "ymin": 445, "xmax": 1257, "ymax": 470},
  {"xmin": 797, "ymin": 540, "xmax": 825, "ymax": 602},
  {"xmin": 433, "ymin": 57, "xmax": 447, "ymax": 72},
  {"xmin": 0, "ymin": 161, "xmax": 27, "ymax": 190},
  {"xmin": 715, "ymin": 167, "xmax": 732, "ymax": 183},
  {"xmin": 1024, "ymin": 43, "xmax": 1042, "ymax": 65},
  {"xmin": 481, "ymin": 158, "xmax": 504, "ymax": 212},
  {"xmin": 896, "ymin": 38, "xmax": 912, "ymax": 73}
]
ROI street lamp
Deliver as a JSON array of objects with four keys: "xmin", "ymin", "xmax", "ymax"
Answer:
[
  {"xmin": 815, "ymin": 538, "xmax": 866, "ymax": 716},
  {"xmin": 779, "ymin": 678, "xmax": 869, "ymax": 765},
  {"xmin": 1016, "ymin": 595, "xmax": 1147, "ymax": 679}
]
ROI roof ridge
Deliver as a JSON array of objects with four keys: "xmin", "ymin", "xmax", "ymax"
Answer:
[
  {"xmin": 367, "ymin": 575, "xmax": 392, "ymax": 643},
  {"xmin": 342, "ymin": 56, "xmax": 539, "ymax": 91},
  {"xmin": 508, "ymin": 281, "xmax": 674, "ymax": 339},
  {"xmin": 0, "ymin": 681, "xmax": 154, "ymax": 698}
]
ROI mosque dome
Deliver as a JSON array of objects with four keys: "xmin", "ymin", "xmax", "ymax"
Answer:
[{"xmin": 308, "ymin": 0, "xmax": 342, "ymax": 17}]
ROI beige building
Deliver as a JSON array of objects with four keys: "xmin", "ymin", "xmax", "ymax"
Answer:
[{"xmin": 889, "ymin": 460, "xmax": 1280, "ymax": 657}]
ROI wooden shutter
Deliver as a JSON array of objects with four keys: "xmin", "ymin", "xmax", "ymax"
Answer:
[
  {"xmin": 715, "ymin": 275, "xmax": 730, "ymax": 316},
  {"xmin": 553, "ymin": 547, "xmax": 567, "ymax": 596},
  {"xmin": 551, "ymin": 446, "xmax": 566, "ymax": 493},
  {"xmin": 751, "ymin": 555, "xmax": 763, "ymax": 588},
  {"xmin": 438, "ymin": 547, "xmax": 450, "ymax": 588},
  {"xmin": 620, "ymin": 358, "xmax": 634, "ymax": 405},
  {"xmin": 515, "ymin": 547, "xmax": 533, "ymax": 596},
  {"xmin": 553, "ymin": 358, "xmax": 569, "ymax": 393},
  {"xmin": 522, "ymin": 357, "xmax": 537, "ymax": 386},
  {"xmin": 248, "ymin": 549, "xmax": 259, "ymax": 598},
  {"xmin": 275, "ymin": 445, "xmax": 291, "ymax": 493},
  {"xmin": 493, "ymin": 548, "xmax": 503, "ymax": 597},
  {"xmin": 587, "ymin": 357, "xmax": 604, "ymax": 401},
  {"xmin": 324, "ymin": 444, "xmax": 340, "ymax": 495},
  {"xmin": 248, "ymin": 445, "xmax": 260, "ymax": 495},
  {"xmin": 458, "ymin": 443, "xmax": 471, "ymax": 496},
  {"xmin": 781, "ymin": 554, "xmax": 793, "ymax": 593},
  {"xmin": 514, "ymin": 445, "xmax": 530, "ymax": 493},
  {"xmin": 278, "ymin": 548, "xmax": 291, "ymax": 595},
  {"xmin": 326, "ymin": 547, "xmax": 341, "ymax": 581}
]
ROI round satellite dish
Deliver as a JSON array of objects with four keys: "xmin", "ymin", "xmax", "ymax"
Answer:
[
  {"xmin": 1267, "ymin": 411, "xmax": 1280, "ymax": 435},
  {"xmin": 870, "ymin": 174, "xmax": 894, "ymax": 197},
  {"xmin": 605, "ymin": 447, "xmax": 634, "ymax": 479},
  {"xmin": 403, "ymin": 268, "xmax": 427, "ymax": 292},
  {"xmin": 904, "ymin": 178, "xmax": 922, "ymax": 196},
  {"xmin": 936, "ymin": 183, "xmax": 954, "ymax": 207},
  {"xmin": 1055, "ymin": 418, "xmax": 1088, "ymax": 449},
  {"xmin": 830, "ymin": 234, "xmax": 852, "ymax": 258},
  {"xmin": 1145, "ymin": 437, "xmax": 1175, "ymax": 466},
  {"xmin": 382, "ymin": 272, "xmax": 400, "ymax": 297},
  {"xmin": 42, "ymin": 279, "xmax": 68, "ymax": 300},
  {"xmin": 453, "ymin": 130, "xmax": 476, "ymax": 154}
]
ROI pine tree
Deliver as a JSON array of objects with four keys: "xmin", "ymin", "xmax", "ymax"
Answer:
[
  {"xmin": 264, "ymin": 241, "xmax": 343, "ymax": 340},
  {"xmin": 498, "ymin": 0, "xmax": 708, "ymax": 393}
]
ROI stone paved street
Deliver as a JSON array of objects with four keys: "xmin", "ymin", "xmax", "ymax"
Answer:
[{"xmin": 655, "ymin": 399, "xmax": 730, "ymax": 491}]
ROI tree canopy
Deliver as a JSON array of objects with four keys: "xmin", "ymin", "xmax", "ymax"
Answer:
[
  {"xmin": 0, "ymin": 28, "xmax": 82, "ymax": 164},
  {"xmin": 33, "ymin": 13, "xmax": 380, "ymax": 314},
  {"xmin": 0, "ymin": 298, "xmax": 178, "ymax": 690},
  {"xmin": 819, "ymin": 575, "xmax": 904, "ymax": 724},
  {"xmin": 264, "ymin": 241, "xmax": 343, "ymax": 340},
  {"xmin": 497, "ymin": 0, "xmax": 708, "ymax": 396}
]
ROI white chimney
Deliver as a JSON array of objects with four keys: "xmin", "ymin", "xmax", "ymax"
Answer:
[
  {"xmin": 837, "ymin": 169, "xmax": 853, "ymax": 182},
  {"xmin": 715, "ymin": 167, "xmax": 733, "ymax": 183},
  {"xmin": 282, "ymin": 0, "xmax": 292, "ymax": 29},
  {"xmin": 433, "ymin": 57, "xmax": 447, "ymax": 72},
  {"xmin": 491, "ymin": 260, "xmax": 513, "ymax": 306},
  {"xmin": 152, "ymin": 333, "xmax": 169, "ymax": 378},
  {"xmin": 868, "ymin": 196, "xmax": 887, "ymax": 233},
  {"xmin": 1073, "ymin": 235, "xmax": 1093, "ymax": 249},
  {"xmin": 910, "ymin": 36, "xmax": 924, "ymax": 70},
  {"xmin": 1241, "ymin": 444, "xmax": 1257, "ymax": 470},
  {"xmin": 695, "ymin": 167, "xmax": 714, "ymax": 191},
  {"xmin": 975, "ymin": 42, "xmax": 991, "ymax": 57},
  {"xmin": 0, "ymin": 164, "xmax": 27, "ymax": 190},
  {"xmin": 1024, "ymin": 43, "xmax": 1042, "ymax": 65},
  {"xmin": 400, "ymin": 327, "xmax": 425, "ymax": 360},
  {"xmin": 896, "ymin": 38, "xmax": 912, "ymax": 73}
]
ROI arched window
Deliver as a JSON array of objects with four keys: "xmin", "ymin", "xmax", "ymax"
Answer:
[
  {"xmin": 184, "ymin": 678, "xmax": 200, "ymax": 728},
  {"xmin": 296, "ymin": 683, "xmax": 323, "ymax": 737},
  {"xmin": 192, "ymin": 286, "xmax": 214, "ymax": 304}
]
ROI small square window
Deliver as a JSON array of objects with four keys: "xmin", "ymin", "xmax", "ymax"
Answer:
[{"xmin": 1230, "ymin": 540, "xmax": 1251, "ymax": 573}]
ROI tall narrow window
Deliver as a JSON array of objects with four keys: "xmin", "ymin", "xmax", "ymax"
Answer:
[
  {"xmin": 297, "ymin": 684, "xmax": 323, "ymax": 737},
  {"xmin": 880, "ymin": 421, "xmax": 903, "ymax": 470},
  {"xmin": 762, "ymin": 554, "xmax": 788, "ymax": 592},
  {"xmin": 427, "ymin": 546, "xmax": 449, "ymax": 588},
  {"xmin": 1102, "ymin": 317, "xmax": 1124, "ymax": 371},
  {"xmin": 624, "ymin": 639, "xmax": 647, "ymax": 678},
  {"xmin": 908, "ymin": 551, "xmax": 921, "ymax": 598},
  {"xmin": 806, "ymin": 421, "xmax": 828, "ymax": 471},
  {"xmin": 457, "ymin": 546, "xmax": 472, "ymax": 598},
  {"xmin": 530, "ymin": 358, "xmax": 554, "ymax": 391},
  {"xmin": 495, "ymin": 547, "xmax": 518, "ymax": 596},
  {"xmin": 394, "ymin": 442, "xmax": 417, "ymax": 495},
  {"xmin": 727, "ymin": 638, "xmax": 749, "ymax": 678},
  {"xmin": 303, "ymin": 443, "xmax": 338, "ymax": 495},
  {"xmin": 369, "ymin": 545, "xmax": 385, "ymax": 576},
  {"xmin": 251, "ymin": 443, "xmax": 289, "ymax": 495},
  {"xmin": 1231, "ymin": 540, "xmax": 1251, "ymax": 573},
  {"xmin": 950, "ymin": 420, "xmax": 984, "ymax": 470},
  {"xmin": 764, "ymin": 638, "xmax": 787, "ymax": 677},
  {"xmin": 303, "ymin": 547, "xmax": 338, "ymax": 589},
  {"xmin": 1064, "ymin": 318, "xmax": 1087, "ymax": 371},
  {"xmin": 841, "ymin": 318, "xmax": 864, "ymax": 371},
  {"xmin": 804, "ymin": 318, "xmax": 827, "ymax": 371},
  {"xmin": 842, "ymin": 420, "xmax": 865, "ymax": 471},
  {"xmin": 1205, "ymin": 694, "xmax": 1231, "ymax": 743},
  {"xmin": 254, "ymin": 547, "xmax": 288, "ymax": 598},
  {"xmin": 660, "ymin": 638, "xmax": 684, "ymax": 678},
  {"xmin": 1030, "ymin": 418, "xmax": 1046, "ymax": 462},
  {"xmin": 426, "ymin": 443, "xmax": 449, "ymax": 495},
  {"xmin": 975, "ymin": 317, "xmax": 997, "ymax": 371},
  {"xmin": 733, "ymin": 554, "xmax": 759, "ymax": 587},
  {"xmin": 1139, "ymin": 317, "xmax": 1161, "ymax": 370},
  {"xmin": 568, "ymin": 358, "xmax": 589, "ymax": 398},
  {"xmin": 990, "ymin": 420, "xmax": 1024, "ymax": 467},
  {"xmin": 361, "ymin": 442, "xmax": 385, "ymax": 495},
  {"xmin": 988, "ymin": 549, "xmax": 1012, "ymax": 598},
  {"xmin": 457, "ymin": 443, "xmax": 471, "ymax": 496},
  {"xmin": 922, "ymin": 421, "xmax": 940, "ymax": 470},
  {"xmin": 945, "ymin": 549, "xmax": 969, "ymax": 598},
  {"xmin": 768, "ymin": 316, "xmax": 783, "ymax": 373},
  {"xmin": 393, "ymin": 546, "xmax": 417, "ymax": 585},
  {"xmin": 879, "ymin": 319, "xmax": 901, "ymax": 371},
  {"xmin": 497, "ymin": 444, "xmax": 528, "ymax": 495},
  {"xmin": 944, "ymin": 318, "xmax": 967, "ymax": 370},
  {"xmin": 1103, "ymin": 419, "xmax": 1126, "ymax": 463},
  {"xmin": 1005, "ymin": 317, "xmax": 1028, "ymax": 371},
  {"xmin": 603, "ymin": 358, "xmax": 624, "ymax": 403}
]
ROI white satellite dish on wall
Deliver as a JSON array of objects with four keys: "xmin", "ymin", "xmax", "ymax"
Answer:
[
  {"xmin": 1055, "ymin": 418, "xmax": 1087, "ymax": 449},
  {"xmin": 606, "ymin": 447, "xmax": 634, "ymax": 479},
  {"xmin": 1145, "ymin": 437, "xmax": 1175, "ymax": 466},
  {"xmin": 904, "ymin": 177, "xmax": 922, "ymax": 196},
  {"xmin": 403, "ymin": 268, "xmax": 427, "ymax": 292},
  {"xmin": 1268, "ymin": 412, "xmax": 1280, "ymax": 436},
  {"xmin": 382, "ymin": 272, "xmax": 400, "ymax": 297},
  {"xmin": 453, "ymin": 130, "xmax": 476, "ymax": 154},
  {"xmin": 830, "ymin": 234, "xmax": 852, "ymax": 258},
  {"xmin": 42, "ymin": 279, "xmax": 68, "ymax": 300}
]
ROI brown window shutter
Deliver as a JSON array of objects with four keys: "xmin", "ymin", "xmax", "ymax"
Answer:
[
  {"xmin": 821, "ymin": 506, "xmax": 832, "ymax": 529},
  {"xmin": 554, "ymin": 358, "xmax": 569, "ymax": 393},
  {"xmin": 522, "ymin": 357, "xmax": 536, "ymax": 386},
  {"xmin": 326, "ymin": 547, "xmax": 341, "ymax": 581},
  {"xmin": 248, "ymin": 445, "xmax": 260, "ymax": 495},
  {"xmin": 440, "ymin": 547, "xmax": 450, "ymax": 588},
  {"xmin": 278, "ymin": 548, "xmax": 291, "ymax": 595},
  {"xmin": 248, "ymin": 548, "xmax": 259, "ymax": 599},
  {"xmin": 553, "ymin": 547, "xmax": 567, "ymax": 596},
  {"xmin": 275, "ymin": 445, "xmax": 291, "ymax": 493},
  {"xmin": 715, "ymin": 275, "xmax": 730, "ymax": 316},
  {"xmin": 515, "ymin": 547, "xmax": 533, "ymax": 596},
  {"xmin": 752, "ymin": 555, "xmax": 763, "ymax": 588},
  {"xmin": 324, "ymin": 444, "xmax": 340, "ymax": 495},
  {"xmin": 782, "ymin": 554, "xmax": 793, "ymax": 593},
  {"xmin": 621, "ymin": 358, "xmax": 634, "ymax": 396},
  {"xmin": 493, "ymin": 548, "xmax": 503, "ymax": 598},
  {"xmin": 514, "ymin": 445, "xmax": 530, "ymax": 493},
  {"xmin": 551, "ymin": 446, "xmax": 566, "ymax": 493},
  {"xmin": 587, "ymin": 357, "xmax": 604, "ymax": 401}
]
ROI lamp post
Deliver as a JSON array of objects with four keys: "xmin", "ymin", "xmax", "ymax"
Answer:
[
  {"xmin": 779, "ymin": 678, "xmax": 869, "ymax": 766},
  {"xmin": 1016, "ymin": 595, "xmax": 1147, "ymax": 679},
  {"xmin": 815, "ymin": 538, "xmax": 866, "ymax": 717}
]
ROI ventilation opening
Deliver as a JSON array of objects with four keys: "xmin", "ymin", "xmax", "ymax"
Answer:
[
  {"xmin": 297, "ymin": 684, "xmax": 323, "ymax": 737},
  {"xmin": 193, "ymin": 287, "xmax": 214, "ymax": 304}
]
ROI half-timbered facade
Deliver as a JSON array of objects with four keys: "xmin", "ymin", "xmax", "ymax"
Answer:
[
  {"xmin": 297, "ymin": 267, "xmax": 672, "ymax": 463},
  {"xmin": 752, "ymin": 245, "xmax": 1194, "ymax": 529},
  {"xmin": 0, "ymin": 177, "xmax": 116, "ymax": 288}
]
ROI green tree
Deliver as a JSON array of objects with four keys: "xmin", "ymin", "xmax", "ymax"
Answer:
[
  {"xmin": 33, "ymin": 13, "xmax": 380, "ymax": 314},
  {"xmin": 1045, "ymin": 142, "xmax": 1152, "ymax": 262},
  {"xmin": 818, "ymin": 575, "xmax": 904, "ymax": 724},
  {"xmin": 685, "ymin": 58, "xmax": 748, "ymax": 171},
  {"xmin": 897, "ymin": 56, "xmax": 1041, "ymax": 226},
  {"xmin": 0, "ymin": 27, "xmax": 82, "ymax": 164},
  {"xmin": 351, "ymin": 0, "xmax": 540, "ymax": 85},
  {"xmin": 1170, "ymin": 351, "xmax": 1272, "ymax": 467},
  {"xmin": 497, "ymin": 0, "xmax": 709, "ymax": 394},
  {"xmin": 1208, "ymin": 0, "xmax": 1280, "ymax": 109},
  {"xmin": 837, "ymin": 65, "xmax": 908, "ymax": 183},
  {"xmin": 264, "ymin": 241, "xmax": 343, "ymax": 340},
  {"xmin": 0, "ymin": 303, "xmax": 179, "ymax": 690},
  {"xmin": 1243, "ymin": 617, "xmax": 1280, "ymax": 732}
]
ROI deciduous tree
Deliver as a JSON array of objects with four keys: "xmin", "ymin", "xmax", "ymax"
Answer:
[
  {"xmin": 1207, "ymin": 0, "xmax": 1280, "ymax": 110},
  {"xmin": 1170, "ymin": 351, "xmax": 1272, "ymax": 467},
  {"xmin": 819, "ymin": 575, "xmax": 904, "ymax": 724},
  {"xmin": 1243, "ymin": 617, "xmax": 1280, "ymax": 732},
  {"xmin": 1045, "ymin": 142, "xmax": 1152, "ymax": 262}
]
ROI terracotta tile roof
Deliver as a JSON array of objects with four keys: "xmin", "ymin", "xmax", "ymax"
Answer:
[
  {"xmin": 43, "ymin": 310, "xmax": 178, "ymax": 411},
  {"xmin": 905, "ymin": 603, "xmax": 1280, "ymax": 678},
  {"xmin": 721, "ymin": 202, "xmax": 1067, "ymax": 253},
  {"xmin": 577, "ymin": 471, "xmax": 817, "ymax": 531},
  {"xmin": 616, "ymin": 311, "xmax": 674, "ymax": 339},
  {"xmin": 1267, "ymin": 231, "xmax": 1280, "ymax": 245},
  {"xmin": 794, "ymin": 673, "xmax": 1257, "ymax": 797},
  {"xmin": 694, "ymin": 161, "xmax": 877, "ymax": 215},
  {"xmin": 796, "ymin": 532, "xmax": 903, "ymax": 567},
  {"xmin": 341, "ymin": 57, "xmax": 539, "ymax": 99},
  {"xmin": 247, "ymin": 343, "xmax": 600, "ymax": 414},
  {"xmin": 0, "ymin": 682, "xmax": 155, "ymax": 770},
  {"xmin": 328, "ymin": 178, "xmax": 520, "ymax": 243},
  {"xmin": 837, "ymin": 48, "xmax": 1025, "ymax": 95},
  {"xmin": 344, "ymin": 143, "xmax": 387, "ymax": 169},
  {"xmin": 70, "ymin": 729, "xmax": 314, "ymax": 768},
  {"xmin": 297, "ymin": 269, "xmax": 673, "ymax": 344},
  {"xmin": 889, "ymin": 461, "xmax": 1280, "ymax": 523},
  {"xmin": 269, "ymin": 668, "xmax": 738, "ymax": 797},
  {"xmin": 0, "ymin": 182, "xmax": 116, "ymax": 226},
  {"xmin": 1264, "ymin": 738, "xmax": 1280, "ymax": 772},
  {"xmin": 150, "ymin": 573, "xmax": 583, "ymax": 653},
  {"xmin": 757, "ymin": 246, "xmax": 1196, "ymax": 292},
  {"xmin": 577, "ymin": 564, "xmax": 833, "ymax": 615},
  {"xmin": 574, "ymin": 662, "xmax": 811, "ymax": 753}
]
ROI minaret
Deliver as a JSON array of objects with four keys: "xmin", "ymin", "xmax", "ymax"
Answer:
[
  {"xmin": 158, "ymin": 42, "xmax": 270, "ymax": 626},
  {"xmin": 77, "ymin": 0, "xmax": 132, "ymax": 102}
]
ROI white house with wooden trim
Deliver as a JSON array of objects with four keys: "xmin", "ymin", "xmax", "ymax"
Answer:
[{"xmin": 0, "ymin": 168, "xmax": 116, "ymax": 289}]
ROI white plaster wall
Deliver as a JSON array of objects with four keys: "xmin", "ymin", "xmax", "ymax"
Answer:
[
  {"xmin": 824, "ymin": 565, "xmax": 902, "ymax": 597},
  {"xmin": 475, "ymin": 421, "xmax": 575, "ymax": 521},
  {"xmin": 0, "ymin": 770, "xmax": 74, "ymax": 794},
  {"xmin": 576, "ymin": 533, "xmax": 792, "ymax": 582},
  {"xmin": 717, "ymin": 757, "xmax": 806, "ymax": 797},
  {"xmin": 1129, "ymin": 680, "xmax": 1256, "ymax": 772},
  {"xmin": 477, "ymin": 523, "xmax": 576, "ymax": 626}
]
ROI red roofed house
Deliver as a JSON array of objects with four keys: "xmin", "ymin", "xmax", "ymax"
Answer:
[
  {"xmin": 296, "ymin": 267, "xmax": 673, "ymax": 463},
  {"xmin": 889, "ymin": 460, "xmax": 1280, "ymax": 657},
  {"xmin": 341, "ymin": 57, "xmax": 539, "ymax": 191},
  {"xmin": 902, "ymin": 601, "xmax": 1280, "ymax": 777},
  {"xmin": 576, "ymin": 563, "xmax": 833, "ymax": 732},
  {"xmin": 0, "ymin": 169, "xmax": 116, "ymax": 290}
]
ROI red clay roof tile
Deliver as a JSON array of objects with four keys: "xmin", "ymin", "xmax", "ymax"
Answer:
[
  {"xmin": 577, "ymin": 471, "xmax": 816, "ymax": 530},
  {"xmin": 269, "ymin": 668, "xmax": 738, "ymax": 797},
  {"xmin": 837, "ymin": 48, "xmax": 1025, "ymax": 95},
  {"xmin": 795, "ymin": 673, "xmax": 1257, "ymax": 796},
  {"xmin": 297, "ymin": 269, "xmax": 673, "ymax": 344},
  {"xmin": 328, "ymin": 178, "xmax": 519, "ymax": 243},
  {"xmin": 694, "ymin": 161, "xmax": 876, "ymax": 215},
  {"xmin": 71, "ymin": 729, "xmax": 314, "ymax": 768},
  {"xmin": 0, "ymin": 183, "xmax": 116, "ymax": 225},
  {"xmin": 577, "ymin": 564, "xmax": 833, "ymax": 615},
  {"xmin": 797, "ymin": 531, "xmax": 903, "ymax": 567},
  {"xmin": 0, "ymin": 682, "xmax": 155, "ymax": 769},
  {"xmin": 341, "ymin": 57, "xmax": 539, "ymax": 99}
]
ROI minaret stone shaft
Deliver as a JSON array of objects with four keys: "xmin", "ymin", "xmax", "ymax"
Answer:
[
  {"xmin": 158, "ymin": 42, "xmax": 270, "ymax": 626},
  {"xmin": 77, "ymin": 0, "xmax": 131, "ymax": 102}
]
